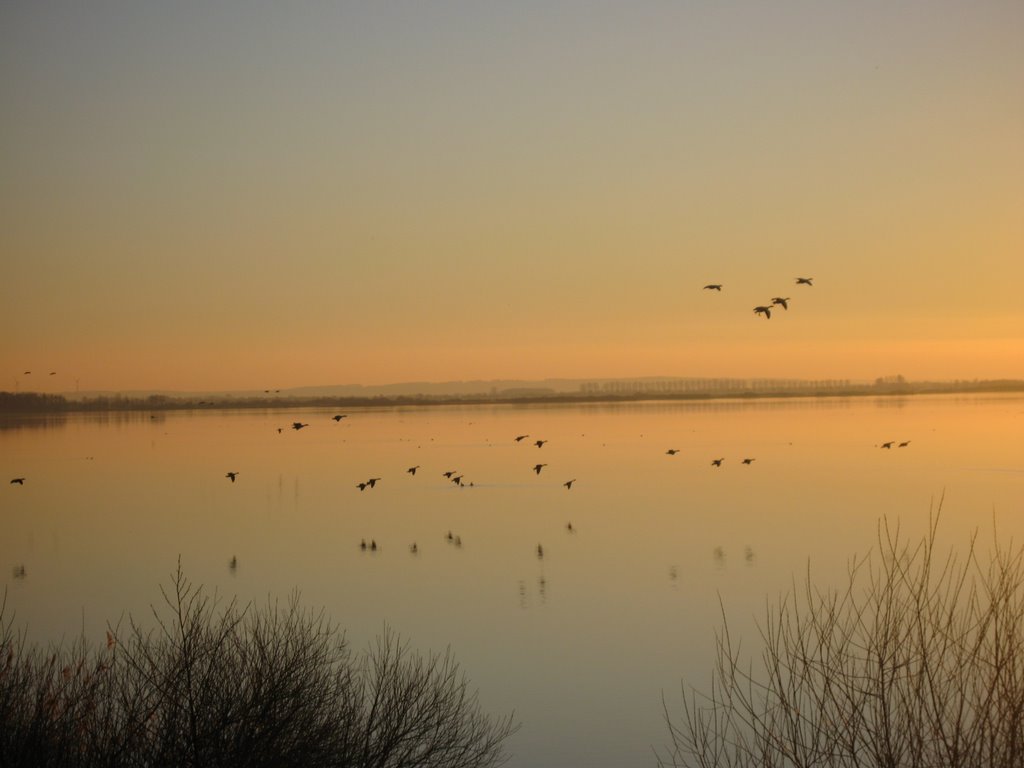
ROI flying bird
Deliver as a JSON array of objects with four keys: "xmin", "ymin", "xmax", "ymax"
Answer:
[
  {"xmin": 442, "ymin": 471, "xmax": 457, "ymax": 478},
  {"xmin": 407, "ymin": 465, "xmax": 420, "ymax": 475},
  {"xmin": 366, "ymin": 477, "xmax": 381, "ymax": 488},
  {"xmin": 795, "ymin": 277, "xmax": 814, "ymax": 285},
  {"xmin": 563, "ymin": 479, "xmax": 576, "ymax": 489},
  {"xmin": 898, "ymin": 441, "xmax": 911, "ymax": 448},
  {"xmin": 10, "ymin": 477, "xmax": 25, "ymax": 485},
  {"xmin": 753, "ymin": 306, "xmax": 772, "ymax": 319},
  {"xmin": 356, "ymin": 482, "xmax": 369, "ymax": 491},
  {"xmin": 741, "ymin": 458, "xmax": 755, "ymax": 465},
  {"xmin": 225, "ymin": 472, "xmax": 239, "ymax": 482},
  {"xmin": 534, "ymin": 439, "xmax": 548, "ymax": 448},
  {"xmin": 514, "ymin": 434, "xmax": 530, "ymax": 442},
  {"xmin": 229, "ymin": 555, "xmax": 238, "ymax": 571},
  {"xmin": 332, "ymin": 414, "xmax": 347, "ymax": 422},
  {"xmin": 666, "ymin": 449, "xmax": 680, "ymax": 455},
  {"xmin": 703, "ymin": 284, "xmax": 723, "ymax": 291},
  {"xmin": 533, "ymin": 463, "xmax": 548, "ymax": 475},
  {"xmin": 409, "ymin": 543, "xmax": 418, "ymax": 554},
  {"xmin": 536, "ymin": 544, "xmax": 544, "ymax": 559},
  {"xmin": 451, "ymin": 475, "xmax": 464, "ymax": 485},
  {"xmin": 770, "ymin": 297, "xmax": 790, "ymax": 310},
  {"xmin": 880, "ymin": 441, "xmax": 895, "ymax": 449},
  {"xmin": 711, "ymin": 458, "xmax": 724, "ymax": 467},
  {"xmin": 291, "ymin": 422, "xmax": 309, "ymax": 431}
]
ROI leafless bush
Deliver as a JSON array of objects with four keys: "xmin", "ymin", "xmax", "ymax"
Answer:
[
  {"xmin": 661, "ymin": 512, "xmax": 1024, "ymax": 768},
  {"xmin": 0, "ymin": 566, "xmax": 516, "ymax": 767}
]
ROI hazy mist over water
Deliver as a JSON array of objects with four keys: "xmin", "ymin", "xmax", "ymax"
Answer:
[{"xmin": 2, "ymin": 394, "xmax": 1023, "ymax": 766}]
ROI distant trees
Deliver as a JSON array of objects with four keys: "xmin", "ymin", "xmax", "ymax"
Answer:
[
  {"xmin": 0, "ymin": 567, "xmax": 517, "ymax": 768},
  {"xmin": 660, "ymin": 513, "xmax": 1024, "ymax": 767}
]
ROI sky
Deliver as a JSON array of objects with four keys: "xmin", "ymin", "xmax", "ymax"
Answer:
[{"xmin": 2, "ymin": 1, "xmax": 1022, "ymax": 393}]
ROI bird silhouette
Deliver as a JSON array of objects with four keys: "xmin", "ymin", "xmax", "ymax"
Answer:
[
  {"xmin": 533, "ymin": 463, "xmax": 547, "ymax": 475},
  {"xmin": 880, "ymin": 441, "xmax": 894, "ymax": 449},
  {"xmin": 753, "ymin": 306, "xmax": 772, "ymax": 319},
  {"xmin": 898, "ymin": 441, "xmax": 911, "ymax": 448},
  {"xmin": 366, "ymin": 477, "xmax": 381, "ymax": 488},
  {"xmin": 795, "ymin": 277, "xmax": 814, "ymax": 286},
  {"xmin": 10, "ymin": 478, "xmax": 25, "ymax": 485},
  {"xmin": 446, "ymin": 530, "xmax": 454, "ymax": 543},
  {"xmin": 453, "ymin": 535, "xmax": 462, "ymax": 548},
  {"xmin": 536, "ymin": 544, "xmax": 544, "ymax": 559},
  {"xmin": 534, "ymin": 439, "xmax": 548, "ymax": 448},
  {"xmin": 770, "ymin": 297, "xmax": 790, "ymax": 310},
  {"xmin": 666, "ymin": 449, "xmax": 680, "ymax": 455},
  {"xmin": 409, "ymin": 543, "xmax": 418, "ymax": 554},
  {"xmin": 703, "ymin": 284, "xmax": 723, "ymax": 291},
  {"xmin": 356, "ymin": 482, "xmax": 369, "ymax": 491},
  {"xmin": 229, "ymin": 555, "xmax": 238, "ymax": 571},
  {"xmin": 370, "ymin": 540, "xmax": 378, "ymax": 552},
  {"xmin": 514, "ymin": 434, "xmax": 530, "ymax": 442},
  {"xmin": 451, "ymin": 475, "xmax": 464, "ymax": 485},
  {"xmin": 711, "ymin": 458, "xmax": 724, "ymax": 467},
  {"xmin": 291, "ymin": 422, "xmax": 309, "ymax": 431},
  {"xmin": 407, "ymin": 465, "xmax": 420, "ymax": 475},
  {"xmin": 563, "ymin": 479, "xmax": 576, "ymax": 489},
  {"xmin": 442, "ymin": 471, "xmax": 457, "ymax": 478},
  {"xmin": 332, "ymin": 414, "xmax": 347, "ymax": 422},
  {"xmin": 360, "ymin": 539, "xmax": 367, "ymax": 551},
  {"xmin": 225, "ymin": 472, "xmax": 239, "ymax": 482},
  {"xmin": 566, "ymin": 522, "xmax": 575, "ymax": 532},
  {"xmin": 741, "ymin": 458, "xmax": 755, "ymax": 465}
]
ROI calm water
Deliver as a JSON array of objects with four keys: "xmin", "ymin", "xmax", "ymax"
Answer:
[{"xmin": 3, "ymin": 395, "xmax": 1023, "ymax": 766}]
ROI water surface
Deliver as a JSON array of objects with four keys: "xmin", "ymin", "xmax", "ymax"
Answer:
[{"xmin": 3, "ymin": 395, "xmax": 1023, "ymax": 766}]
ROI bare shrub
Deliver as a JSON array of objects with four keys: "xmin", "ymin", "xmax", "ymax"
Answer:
[
  {"xmin": 0, "ymin": 566, "xmax": 516, "ymax": 767},
  {"xmin": 661, "ymin": 513, "xmax": 1024, "ymax": 768}
]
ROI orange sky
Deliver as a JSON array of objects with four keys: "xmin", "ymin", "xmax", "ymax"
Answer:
[{"xmin": 2, "ymin": 2, "xmax": 1022, "ymax": 392}]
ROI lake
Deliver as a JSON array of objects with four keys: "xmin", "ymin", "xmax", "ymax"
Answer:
[{"xmin": 2, "ymin": 394, "xmax": 1023, "ymax": 766}]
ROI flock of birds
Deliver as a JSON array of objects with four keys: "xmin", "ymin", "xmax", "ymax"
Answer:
[{"xmin": 704, "ymin": 276, "xmax": 814, "ymax": 320}]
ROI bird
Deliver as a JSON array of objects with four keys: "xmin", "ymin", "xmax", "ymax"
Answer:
[
  {"xmin": 10, "ymin": 478, "xmax": 25, "ymax": 485},
  {"xmin": 753, "ymin": 306, "xmax": 772, "ymax": 319},
  {"xmin": 366, "ymin": 477, "xmax": 381, "ymax": 488},
  {"xmin": 451, "ymin": 475, "xmax": 464, "ymax": 485},
  {"xmin": 711, "ymin": 458, "xmax": 724, "ymax": 467},
  {"xmin": 446, "ymin": 530, "xmax": 454, "ymax": 543},
  {"xmin": 407, "ymin": 465, "xmax": 420, "ymax": 475},
  {"xmin": 514, "ymin": 434, "xmax": 530, "ymax": 442},
  {"xmin": 880, "ymin": 441, "xmax": 894, "ymax": 449},
  {"xmin": 453, "ymin": 535, "xmax": 462, "ymax": 548},
  {"xmin": 536, "ymin": 544, "xmax": 544, "ymax": 559},
  {"xmin": 563, "ymin": 479, "xmax": 576, "ymax": 489},
  {"xmin": 360, "ymin": 539, "xmax": 367, "ymax": 551},
  {"xmin": 370, "ymin": 540, "xmax": 378, "ymax": 551},
  {"xmin": 225, "ymin": 472, "xmax": 239, "ymax": 482},
  {"xmin": 49, "ymin": 371, "xmax": 56, "ymax": 376},
  {"xmin": 741, "ymin": 458, "xmax": 755, "ymax": 465},
  {"xmin": 229, "ymin": 555, "xmax": 238, "ymax": 571},
  {"xmin": 795, "ymin": 277, "xmax": 814, "ymax": 286},
  {"xmin": 356, "ymin": 482, "xmax": 369, "ymax": 491},
  {"xmin": 898, "ymin": 441, "xmax": 911, "ymax": 448},
  {"xmin": 409, "ymin": 543, "xmax": 418, "ymax": 554},
  {"xmin": 534, "ymin": 439, "xmax": 548, "ymax": 448},
  {"xmin": 666, "ymin": 449, "xmax": 680, "ymax": 455},
  {"xmin": 291, "ymin": 422, "xmax": 309, "ymax": 431},
  {"xmin": 442, "ymin": 470, "xmax": 457, "ymax": 478},
  {"xmin": 533, "ymin": 463, "xmax": 547, "ymax": 475},
  {"xmin": 332, "ymin": 414, "xmax": 347, "ymax": 421},
  {"xmin": 703, "ymin": 284, "xmax": 723, "ymax": 291},
  {"xmin": 770, "ymin": 297, "xmax": 790, "ymax": 310},
  {"xmin": 566, "ymin": 522, "xmax": 575, "ymax": 533}
]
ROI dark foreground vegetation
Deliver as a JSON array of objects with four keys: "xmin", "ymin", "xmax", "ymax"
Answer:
[
  {"xmin": 0, "ymin": 568, "xmax": 516, "ymax": 768},
  {"xmin": 661, "ymin": 513, "xmax": 1024, "ymax": 767}
]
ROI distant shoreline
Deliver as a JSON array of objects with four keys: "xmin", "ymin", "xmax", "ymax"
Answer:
[{"xmin": 3, "ymin": 379, "xmax": 1023, "ymax": 414}]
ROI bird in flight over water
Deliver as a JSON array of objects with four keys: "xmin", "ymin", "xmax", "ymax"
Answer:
[
  {"xmin": 564, "ymin": 479, "xmax": 576, "ymax": 489},
  {"xmin": 332, "ymin": 414, "xmax": 347, "ymax": 421},
  {"xmin": 533, "ymin": 463, "xmax": 548, "ymax": 475},
  {"xmin": 703, "ymin": 284, "xmax": 722, "ymax": 291},
  {"xmin": 534, "ymin": 439, "xmax": 548, "ymax": 448},
  {"xmin": 291, "ymin": 422, "xmax": 309, "ymax": 430},
  {"xmin": 880, "ymin": 441, "xmax": 895, "ymax": 449},
  {"xmin": 771, "ymin": 297, "xmax": 790, "ymax": 310},
  {"xmin": 666, "ymin": 449, "xmax": 680, "ymax": 455},
  {"xmin": 742, "ymin": 458, "xmax": 755, "ymax": 465},
  {"xmin": 407, "ymin": 466, "xmax": 420, "ymax": 475},
  {"xmin": 514, "ymin": 434, "xmax": 529, "ymax": 442},
  {"xmin": 10, "ymin": 477, "xmax": 25, "ymax": 485},
  {"xmin": 753, "ymin": 306, "xmax": 772, "ymax": 319},
  {"xmin": 711, "ymin": 458, "xmax": 724, "ymax": 467},
  {"xmin": 225, "ymin": 472, "xmax": 239, "ymax": 482},
  {"xmin": 795, "ymin": 277, "xmax": 813, "ymax": 286}
]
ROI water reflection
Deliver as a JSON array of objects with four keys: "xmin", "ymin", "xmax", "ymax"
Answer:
[{"xmin": 1, "ymin": 394, "xmax": 1022, "ymax": 768}]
